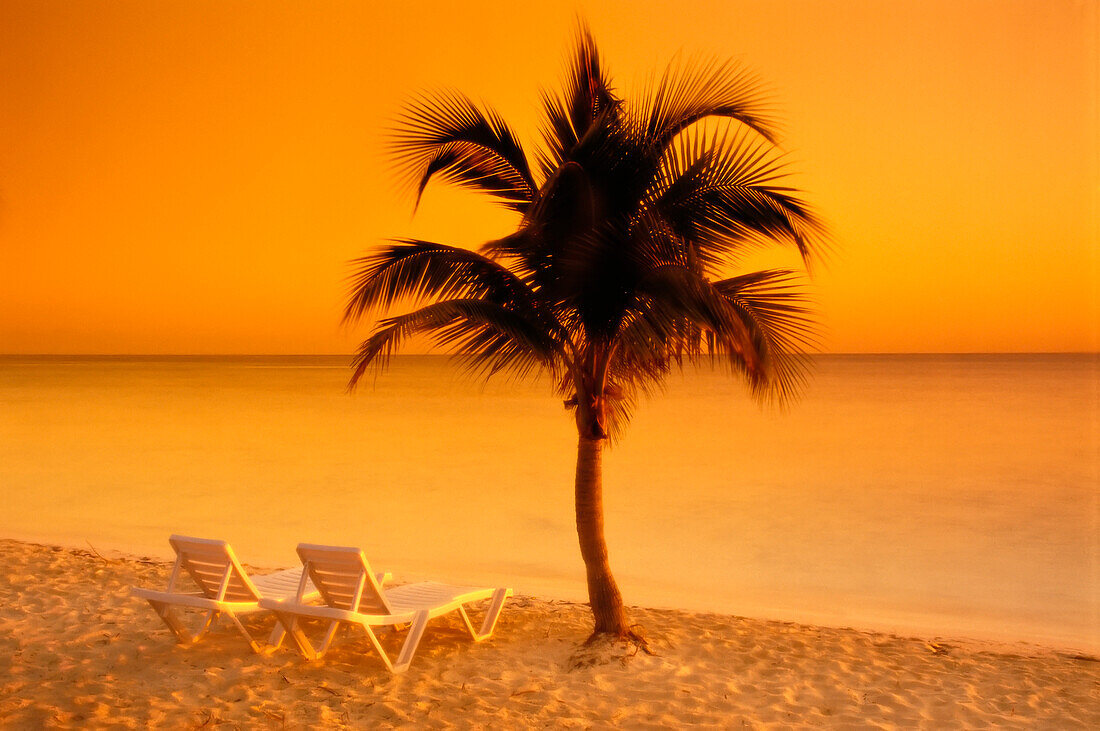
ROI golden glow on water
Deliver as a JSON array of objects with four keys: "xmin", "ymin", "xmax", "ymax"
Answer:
[
  {"xmin": 1, "ymin": 1, "xmax": 1096, "ymax": 354},
  {"xmin": 1, "ymin": 355, "xmax": 1096, "ymax": 651}
]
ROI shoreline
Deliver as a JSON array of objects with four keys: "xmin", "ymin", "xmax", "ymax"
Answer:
[
  {"xmin": 8, "ymin": 531, "xmax": 1096, "ymax": 658},
  {"xmin": 2, "ymin": 538, "xmax": 1097, "ymax": 727}
]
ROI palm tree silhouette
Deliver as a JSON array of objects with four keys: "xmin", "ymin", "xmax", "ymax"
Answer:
[{"xmin": 344, "ymin": 25, "xmax": 827, "ymax": 639}]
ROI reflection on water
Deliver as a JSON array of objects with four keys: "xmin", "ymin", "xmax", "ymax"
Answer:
[{"xmin": 1, "ymin": 354, "xmax": 1096, "ymax": 651}]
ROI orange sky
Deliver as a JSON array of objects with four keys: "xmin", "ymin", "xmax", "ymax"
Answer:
[{"xmin": 1, "ymin": 0, "xmax": 1096, "ymax": 354}]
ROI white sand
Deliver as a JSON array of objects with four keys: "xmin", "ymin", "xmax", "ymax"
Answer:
[{"xmin": 1, "ymin": 539, "xmax": 1096, "ymax": 728}]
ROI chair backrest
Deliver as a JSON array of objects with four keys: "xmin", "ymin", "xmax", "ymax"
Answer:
[
  {"xmin": 296, "ymin": 543, "xmax": 392, "ymax": 615},
  {"xmin": 167, "ymin": 535, "xmax": 261, "ymax": 602}
]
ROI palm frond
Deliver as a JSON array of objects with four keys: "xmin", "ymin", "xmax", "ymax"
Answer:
[
  {"xmin": 597, "ymin": 376, "xmax": 649, "ymax": 443},
  {"xmin": 637, "ymin": 56, "xmax": 778, "ymax": 154},
  {"xmin": 392, "ymin": 91, "xmax": 535, "ymax": 211},
  {"xmin": 627, "ymin": 264, "xmax": 764, "ymax": 378},
  {"xmin": 565, "ymin": 24, "xmax": 615, "ymax": 141},
  {"xmin": 651, "ymin": 127, "xmax": 828, "ymax": 270},
  {"xmin": 478, "ymin": 229, "xmax": 540, "ymax": 271},
  {"xmin": 536, "ymin": 22, "xmax": 619, "ymax": 179},
  {"xmin": 343, "ymin": 239, "xmax": 536, "ymax": 323},
  {"xmin": 713, "ymin": 269, "xmax": 820, "ymax": 404},
  {"xmin": 349, "ymin": 299, "xmax": 564, "ymax": 388}
]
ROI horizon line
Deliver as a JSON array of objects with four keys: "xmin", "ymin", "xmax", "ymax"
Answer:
[{"xmin": 2, "ymin": 351, "xmax": 1097, "ymax": 358}]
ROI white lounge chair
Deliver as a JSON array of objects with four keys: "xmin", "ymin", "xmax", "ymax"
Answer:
[
  {"xmin": 259, "ymin": 543, "xmax": 511, "ymax": 673},
  {"xmin": 131, "ymin": 535, "xmax": 390, "ymax": 653}
]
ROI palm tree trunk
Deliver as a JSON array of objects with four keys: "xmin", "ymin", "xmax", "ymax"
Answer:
[{"xmin": 574, "ymin": 434, "xmax": 629, "ymax": 636}]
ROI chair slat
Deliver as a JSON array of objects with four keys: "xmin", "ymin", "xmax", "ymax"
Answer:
[{"xmin": 297, "ymin": 544, "xmax": 391, "ymax": 615}]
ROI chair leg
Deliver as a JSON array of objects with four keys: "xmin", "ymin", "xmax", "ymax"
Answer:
[
  {"xmin": 360, "ymin": 611, "xmax": 429, "ymax": 673},
  {"xmin": 148, "ymin": 599, "xmax": 264, "ymax": 653},
  {"xmin": 266, "ymin": 622, "xmax": 287, "ymax": 651},
  {"xmin": 149, "ymin": 601, "xmax": 196, "ymax": 644},
  {"xmin": 393, "ymin": 610, "xmax": 430, "ymax": 673},
  {"xmin": 360, "ymin": 624, "xmax": 396, "ymax": 673},
  {"xmin": 148, "ymin": 601, "xmax": 228, "ymax": 645},
  {"xmin": 478, "ymin": 588, "xmax": 510, "ymax": 638},
  {"xmin": 318, "ymin": 621, "xmax": 341, "ymax": 655},
  {"xmin": 225, "ymin": 612, "xmax": 264, "ymax": 654},
  {"xmin": 273, "ymin": 611, "xmax": 321, "ymax": 660},
  {"xmin": 456, "ymin": 588, "xmax": 510, "ymax": 641},
  {"xmin": 198, "ymin": 610, "xmax": 218, "ymax": 636}
]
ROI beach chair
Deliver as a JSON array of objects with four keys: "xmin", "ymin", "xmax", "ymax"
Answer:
[
  {"xmin": 131, "ymin": 535, "xmax": 390, "ymax": 653},
  {"xmin": 259, "ymin": 543, "xmax": 511, "ymax": 673}
]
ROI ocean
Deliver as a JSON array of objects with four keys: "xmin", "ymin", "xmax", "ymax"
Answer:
[{"xmin": 1, "ymin": 354, "xmax": 1096, "ymax": 652}]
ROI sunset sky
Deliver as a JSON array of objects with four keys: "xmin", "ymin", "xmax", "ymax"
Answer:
[{"xmin": 1, "ymin": 0, "xmax": 1096, "ymax": 354}]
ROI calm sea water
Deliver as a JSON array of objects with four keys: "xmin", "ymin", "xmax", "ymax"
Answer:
[{"xmin": 1, "ymin": 354, "xmax": 1096, "ymax": 651}]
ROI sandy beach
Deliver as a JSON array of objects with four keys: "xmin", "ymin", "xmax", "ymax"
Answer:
[{"xmin": 1, "ymin": 539, "xmax": 1096, "ymax": 728}]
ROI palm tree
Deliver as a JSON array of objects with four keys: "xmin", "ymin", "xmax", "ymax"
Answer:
[{"xmin": 344, "ymin": 25, "xmax": 827, "ymax": 639}]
